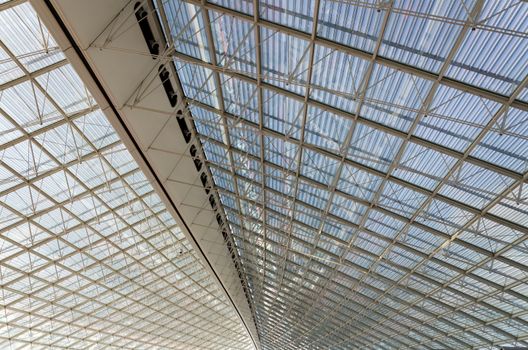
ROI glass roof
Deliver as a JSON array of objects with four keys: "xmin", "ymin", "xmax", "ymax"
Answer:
[
  {"xmin": 0, "ymin": 2, "xmax": 255, "ymax": 349},
  {"xmin": 156, "ymin": 0, "xmax": 528, "ymax": 349}
]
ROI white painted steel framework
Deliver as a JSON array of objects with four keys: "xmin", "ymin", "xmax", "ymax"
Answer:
[{"xmin": 1, "ymin": 0, "xmax": 528, "ymax": 350}]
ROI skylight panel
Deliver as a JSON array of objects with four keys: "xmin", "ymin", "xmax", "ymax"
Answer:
[
  {"xmin": 337, "ymin": 163, "xmax": 382, "ymax": 201},
  {"xmin": 232, "ymin": 150, "xmax": 262, "ymax": 182},
  {"xmin": 238, "ymin": 176, "xmax": 262, "ymax": 201},
  {"xmin": 489, "ymin": 181, "xmax": 528, "ymax": 227},
  {"xmin": 201, "ymin": 138, "xmax": 230, "ymax": 168},
  {"xmin": 378, "ymin": 180, "xmax": 428, "ymax": 219},
  {"xmin": 263, "ymin": 88, "xmax": 304, "ymax": 139},
  {"xmin": 34, "ymin": 122, "xmax": 91, "ymax": 163},
  {"xmin": 380, "ymin": 0, "xmax": 471, "ymax": 73},
  {"xmin": 300, "ymin": 148, "xmax": 339, "ymax": 185},
  {"xmin": 439, "ymin": 161, "xmax": 516, "ymax": 209},
  {"xmin": 348, "ymin": 123, "xmax": 403, "ymax": 172},
  {"xmin": 310, "ymin": 45, "xmax": 367, "ymax": 113},
  {"xmin": 484, "ymin": 288, "xmax": 528, "ymax": 316},
  {"xmin": 189, "ymin": 104, "xmax": 224, "ymax": 142},
  {"xmin": 265, "ymin": 189, "xmax": 292, "ymax": 217},
  {"xmin": 264, "ymin": 164, "xmax": 295, "ymax": 196},
  {"xmin": 317, "ymin": 235, "xmax": 344, "ymax": 256},
  {"xmin": 175, "ymin": 61, "xmax": 218, "ymax": 107},
  {"xmin": 471, "ymin": 106, "xmax": 528, "ymax": 173},
  {"xmin": 376, "ymin": 261, "xmax": 407, "ymax": 281},
  {"xmin": 322, "ymin": 217, "xmax": 354, "ymax": 242},
  {"xmin": 364, "ymin": 209, "xmax": 405, "ymax": 240},
  {"xmin": 473, "ymin": 259, "xmax": 525, "ymax": 287},
  {"xmin": 318, "ymin": 0, "xmax": 384, "ymax": 53},
  {"xmin": 0, "ymin": 2, "xmax": 64, "ymax": 72},
  {"xmin": 0, "ymin": 80, "xmax": 61, "ymax": 133},
  {"xmin": 386, "ymin": 246, "xmax": 422, "ymax": 270},
  {"xmin": 304, "ymin": 106, "xmax": 351, "ymax": 154},
  {"xmin": 399, "ymin": 225, "xmax": 444, "ymax": 255},
  {"xmin": 458, "ymin": 218, "xmax": 523, "ymax": 253},
  {"xmin": 0, "ymin": 112, "xmax": 24, "ymax": 146},
  {"xmin": 263, "ymin": 134, "xmax": 299, "ymax": 171},
  {"xmin": 0, "ymin": 46, "xmax": 25, "ymax": 84},
  {"xmin": 294, "ymin": 209, "xmax": 323, "ymax": 235},
  {"xmin": 291, "ymin": 222, "xmax": 316, "ymax": 246},
  {"xmin": 260, "ymin": 0, "xmax": 315, "ymax": 34},
  {"xmin": 363, "ymin": 63, "xmax": 432, "ymax": 132},
  {"xmin": 211, "ymin": 11, "xmax": 257, "ymax": 75},
  {"xmin": 35, "ymin": 64, "xmax": 93, "ymax": 114},
  {"xmin": 73, "ymin": 110, "xmax": 120, "ymax": 149},
  {"xmin": 260, "ymin": 26, "xmax": 310, "ymax": 95},
  {"xmin": 393, "ymin": 141, "xmax": 457, "ymax": 190},
  {"xmin": 163, "ymin": 0, "xmax": 211, "ymax": 62},
  {"xmin": 434, "ymin": 241, "xmax": 487, "ymax": 270},
  {"xmin": 208, "ymin": 0, "xmax": 254, "ymax": 16},
  {"xmin": 416, "ymin": 198, "xmax": 474, "ymax": 234},
  {"xmin": 229, "ymin": 121, "xmax": 261, "ymax": 157},
  {"xmin": 329, "ymin": 194, "xmax": 367, "ymax": 225},
  {"xmin": 210, "ymin": 166, "xmax": 235, "ymax": 192},
  {"xmin": 296, "ymin": 179, "xmax": 330, "ymax": 210},
  {"xmin": 520, "ymin": 87, "xmax": 528, "ymax": 102},
  {"xmin": 503, "ymin": 242, "xmax": 528, "ymax": 270},
  {"xmin": 354, "ymin": 231, "xmax": 388, "ymax": 256},
  {"xmin": 2, "ymin": 139, "xmax": 58, "ymax": 178},
  {"xmin": 221, "ymin": 74, "xmax": 259, "ymax": 123}
]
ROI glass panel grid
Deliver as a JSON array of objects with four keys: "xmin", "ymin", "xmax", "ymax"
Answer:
[{"xmin": 159, "ymin": 0, "xmax": 528, "ymax": 349}]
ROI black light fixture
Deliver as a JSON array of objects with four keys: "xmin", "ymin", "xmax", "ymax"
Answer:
[{"xmin": 134, "ymin": 2, "xmax": 159, "ymax": 57}]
